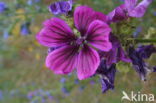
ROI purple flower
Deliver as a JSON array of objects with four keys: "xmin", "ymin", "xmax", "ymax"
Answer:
[
  {"xmin": 137, "ymin": 45, "xmax": 156, "ymax": 59},
  {"xmin": 36, "ymin": 6, "xmax": 112, "ymax": 80},
  {"xmin": 0, "ymin": 2, "xmax": 7, "ymax": 13},
  {"xmin": 20, "ymin": 22, "xmax": 31, "ymax": 35},
  {"xmin": 100, "ymin": 34, "xmax": 131, "ymax": 66},
  {"xmin": 96, "ymin": 60, "xmax": 116, "ymax": 93},
  {"xmin": 128, "ymin": 45, "xmax": 156, "ymax": 81},
  {"xmin": 49, "ymin": 0, "xmax": 73, "ymax": 15},
  {"xmin": 128, "ymin": 46, "xmax": 147, "ymax": 81},
  {"xmin": 107, "ymin": 0, "xmax": 153, "ymax": 23}
]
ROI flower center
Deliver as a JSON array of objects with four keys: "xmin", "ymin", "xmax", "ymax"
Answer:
[{"xmin": 76, "ymin": 36, "xmax": 87, "ymax": 45}]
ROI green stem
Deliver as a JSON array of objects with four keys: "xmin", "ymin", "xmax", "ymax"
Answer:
[{"xmin": 134, "ymin": 38, "xmax": 156, "ymax": 43}]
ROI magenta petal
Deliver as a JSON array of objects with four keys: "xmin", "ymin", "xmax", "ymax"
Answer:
[
  {"xmin": 125, "ymin": 0, "xmax": 138, "ymax": 11},
  {"xmin": 46, "ymin": 45, "xmax": 79, "ymax": 74},
  {"xmin": 77, "ymin": 45, "xmax": 100, "ymax": 80},
  {"xmin": 95, "ymin": 12, "xmax": 107, "ymax": 22},
  {"xmin": 107, "ymin": 4, "xmax": 127, "ymax": 23},
  {"xmin": 129, "ymin": 0, "xmax": 152, "ymax": 18},
  {"xmin": 36, "ymin": 18, "xmax": 75, "ymax": 47},
  {"xmin": 74, "ymin": 6, "xmax": 95, "ymax": 35},
  {"xmin": 86, "ymin": 20, "xmax": 112, "ymax": 52}
]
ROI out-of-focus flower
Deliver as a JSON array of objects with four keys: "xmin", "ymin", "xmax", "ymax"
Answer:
[
  {"xmin": 48, "ymin": 95, "xmax": 53, "ymax": 100},
  {"xmin": 61, "ymin": 87, "xmax": 69, "ymax": 95},
  {"xmin": 10, "ymin": 89, "xmax": 19, "ymax": 97},
  {"xmin": 49, "ymin": 0, "xmax": 73, "ymax": 15},
  {"xmin": 0, "ymin": 2, "xmax": 7, "ymax": 13},
  {"xmin": 107, "ymin": 0, "xmax": 153, "ymax": 23},
  {"xmin": 27, "ymin": 0, "xmax": 40, "ymax": 5},
  {"xmin": 27, "ymin": 92, "xmax": 34, "ymax": 100},
  {"xmin": 60, "ymin": 77, "xmax": 66, "ymax": 83},
  {"xmin": 0, "ymin": 91, "xmax": 3, "ymax": 100},
  {"xmin": 90, "ymin": 80, "xmax": 95, "ymax": 85},
  {"xmin": 128, "ymin": 45, "xmax": 156, "ymax": 81},
  {"xmin": 96, "ymin": 59, "xmax": 116, "ymax": 93},
  {"xmin": 20, "ymin": 22, "xmax": 31, "ymax": 35},
  {"xmin": 74, "ymin": 79, "xmax": 79, "ymax": 84},
  {"xmin": 3, "ymin": 31, "xmax": 10, "ymax": 39},
  {"xmin": 36, "ymin": 6, "xmax": 111, "ymax": 80},
  {"xmin": 100, "ymin": 34, "xmax": 131, "ymax": 66},
  {"xmin": 133, "ymin": 26, "xmax": 142, "ymax": 37},
  {"xmin": 153, "ymin": 11, "xmax": 156, "ymax": 16}
]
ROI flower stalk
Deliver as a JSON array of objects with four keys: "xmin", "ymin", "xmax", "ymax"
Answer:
[{"xmin": 134, "ymin": 38, "xmax": 156, "ymax": 43}]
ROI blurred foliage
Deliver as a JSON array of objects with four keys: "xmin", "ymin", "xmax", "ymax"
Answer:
[{"xmin": 0, "ymin": 0, "xmax": 156, "ymax": 103}]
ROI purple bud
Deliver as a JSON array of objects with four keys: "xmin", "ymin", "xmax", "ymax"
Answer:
[
  {"xmin": 59, "ymin": 1, "xmax": 72, "ymax": 13},
  {"xmin": 49, "ymin": 0, "xmax": 73, "ymax": 15},
  {"xmin": 49, "ymin": 2, "xmax": 60, "ymax": 15}
]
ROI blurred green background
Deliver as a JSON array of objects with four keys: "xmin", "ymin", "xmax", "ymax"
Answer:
[{"xmin": 0, "ymin": 0, "xmax": 156, "ymax": 103}]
